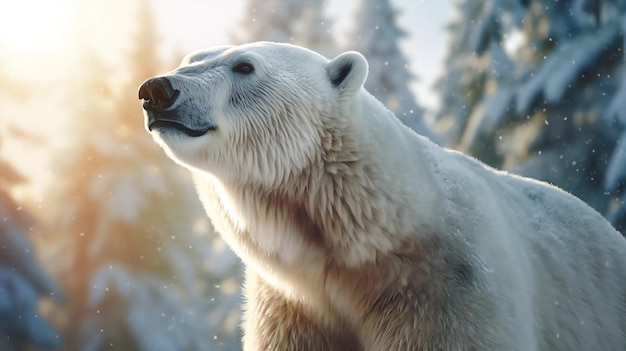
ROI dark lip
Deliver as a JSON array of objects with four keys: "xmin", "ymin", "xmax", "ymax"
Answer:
[{"xmin": 148, "ymin": 119, "xmax": 215, "ymax": 137}]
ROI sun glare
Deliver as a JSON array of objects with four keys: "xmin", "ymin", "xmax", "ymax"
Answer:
[{"xmin": 0, "ymin": 1, "xmax": 73, "ymax": 53}]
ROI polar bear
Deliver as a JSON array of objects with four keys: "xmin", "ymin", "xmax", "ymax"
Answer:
[{"xmin": 139, "ymin": 42, "xmax": 626, "ymax": 350}]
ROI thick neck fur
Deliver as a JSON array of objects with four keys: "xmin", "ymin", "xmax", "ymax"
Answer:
[{"xmin": 194, "ymin": 90, "xmax": 444, "ymax": 285}]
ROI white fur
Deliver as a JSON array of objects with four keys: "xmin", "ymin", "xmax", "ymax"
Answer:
[{"xmin": 142, "ymin": 42, "xmax": 626, "ymax": 350}]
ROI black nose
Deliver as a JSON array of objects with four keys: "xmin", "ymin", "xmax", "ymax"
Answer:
[{"xmin": 138, "ymin": 77, "xmax": 179, "ymax": 111}]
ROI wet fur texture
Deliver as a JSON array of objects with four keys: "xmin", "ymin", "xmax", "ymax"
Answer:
[{"xmin": 142, "ymin": 42, "xmax": 626, "ymax": 350}]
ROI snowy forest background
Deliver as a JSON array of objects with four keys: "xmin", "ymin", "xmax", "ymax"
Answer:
[{"xmin": 1, "ymin": 0, "xmax": 625, "ymax": 349}]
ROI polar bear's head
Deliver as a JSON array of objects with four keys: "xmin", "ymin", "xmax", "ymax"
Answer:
[{"xmin": 139, "ymin": 42, "xmax": 368, "ymax": 187}]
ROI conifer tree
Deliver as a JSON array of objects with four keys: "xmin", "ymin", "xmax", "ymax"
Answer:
[
  {"xmin": 348, "ymin": 0, "xmax": 436, "ymax": 141},
  {"xmin": 234, "ymin": 0, "xmax": 338, "ymax": 57},
  {"xmin": 436, "ymin": 0, "xmax": 626, "ymax": 233},
  {"xmin": 0, "ymin": 58, "xmax": 63, "ymax": 351},
  {"xmin": 0, "ymin": 131, "xmax": 62, "ymax": 351}
]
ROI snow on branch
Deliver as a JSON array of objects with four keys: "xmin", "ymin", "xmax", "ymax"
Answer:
[
  {"xmin": 604, "ymin": 21, "xmax": 626, "ymax": 127},
  {"xmin": 604, "ymin": 71, "xmax": 626, "ymax": 126},
  {"xmin": 516, "ymin": 26, "xmax": 619, "ymax": 114},
  {"xmin": 468, "ymin": 2, "xmax": 497, "ymax": 54},
  {"xmin": 88, "ymin": 262, "xmax": 222, "ymax": 351},
  {"xmin": 0, "ymin": 268, "xmax": 61, "ymax": 349},
  {"xmin": 604, "ymin": 131, "xmax": 626, "ymax": 191}
]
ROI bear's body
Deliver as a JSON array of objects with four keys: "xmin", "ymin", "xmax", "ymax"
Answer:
[{"xmin": 139, "ymin": 42, "xmax": 626, "ymax": 350}]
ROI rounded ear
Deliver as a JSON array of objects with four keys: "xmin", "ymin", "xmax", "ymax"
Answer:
[{"xmin": 326, "ymin": 51, "xmax": 368, "ymax": 96}]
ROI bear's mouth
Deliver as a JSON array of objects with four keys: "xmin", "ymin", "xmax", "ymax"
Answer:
[{"xmin": 148, "ymin": 119, "xmax": 215, "ymax": 137}]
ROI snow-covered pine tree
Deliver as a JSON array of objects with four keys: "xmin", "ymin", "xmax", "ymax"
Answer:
[
  {"xmin": 0, "ymin": 57, "xmax": 63, "ymax": 351},
  {"xmin": 435, "ymin": 0, "xmax": 626, "ymax": 233},
  {"xmin": 234, "ymin": 0, "xmax": 338, "ymax": 57},
  {"xmin": 233, "ymin": 0, "xmax": 299, "ymax": 43},
  {"xmin": 42, "ymin": 1, "xmax": 240, "ymax": 349},
  {"xmin": 291, "ymin": 0, "xmax": 337, "ymax": 58},
  {"xmin": 434, "ymin": 0, "xmax": 494, "ymax": 148},
  {"xmin": 348, "ymin": 0, "xmax": 437, "ymax": 142},
  {"xmin": 0, "ymin": 145, "xmax": 63, "ymax": 350}
]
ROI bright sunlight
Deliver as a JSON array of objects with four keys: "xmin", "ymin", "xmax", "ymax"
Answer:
[{"xmin": 0, "ymin": 0, "xmax": 74, "ymax": 52}]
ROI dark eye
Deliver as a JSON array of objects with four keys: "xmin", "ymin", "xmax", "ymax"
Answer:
[{"xmin": 233, "ymin": 62, "xmax": 254, "ymax": 74}]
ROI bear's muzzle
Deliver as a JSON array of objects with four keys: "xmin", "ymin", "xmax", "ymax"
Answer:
[{"xmin": 139, "ymin": 77, "xmax": 215, "ymax": 137}]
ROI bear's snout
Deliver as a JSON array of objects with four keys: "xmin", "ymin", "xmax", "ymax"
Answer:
[
  {"xmin": 138, "ymin": 77, "xmax": 179, "ymax": 112},
  {"xmin": 139, "ymin": 76, "xmax": 215, "ymax": 137}
]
